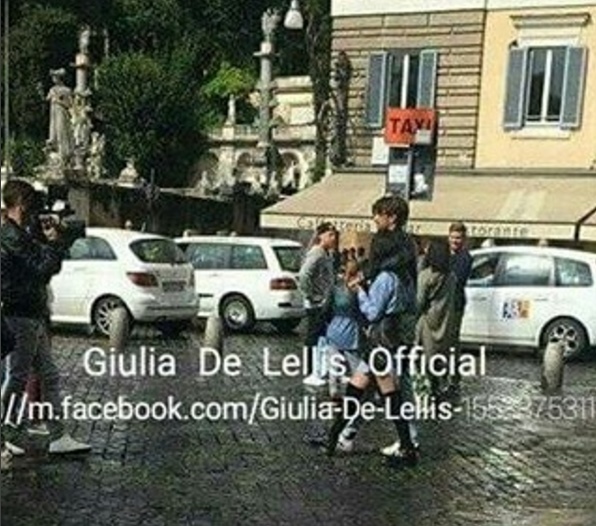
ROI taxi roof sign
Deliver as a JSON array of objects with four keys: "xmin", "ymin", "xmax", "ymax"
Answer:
[{"xmin": 384, "ymin": 107, "xmax": 437, "ymax": 146}]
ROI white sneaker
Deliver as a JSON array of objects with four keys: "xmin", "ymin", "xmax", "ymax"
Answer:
[
  {"xmin": 302, "ymin": 374, "xmax": 327, "ymax": 387},
  {"xmin": 49, "ymin": 434, "xmax": 92, "ymax": 454},
  {"xmin": 1, "ymin": 448, "xmax": 13, "ymax": 471},
  {"xmin": 27, "ymin": 422, "xmax": 50, "ymax": 436},
  {"xmin": 380, "ymin": 440, "xmax": 401, "ymax": 457},
  {"xmin": 4, "ymin": 441, "xmax": 25, "ymax": 456},
  {"xmin": 337, "ymin": 434, "xmax": 355, "ymax": 453},
  {"xmin": 381, "ymin": 440, "xmax": 420, "ymax": 457}
]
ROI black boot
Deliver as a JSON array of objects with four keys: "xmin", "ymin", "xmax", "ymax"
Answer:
[
  {"xmin": 383, "ymin": 390, "xmax": 419, "ymax": 469},
  {"xmin": 326, "ymin": 383, "xmax": 364, "ymax": 457},
  {"xmin": 386, "ymin": 448, "xmax": 419, "ymax": 469}
]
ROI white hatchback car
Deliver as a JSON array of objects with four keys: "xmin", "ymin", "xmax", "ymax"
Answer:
[
  {"xmin": 461, "ymin": 246, "xmax": 596, "ymax": 359},
  {"xmin": 50, "ymin": 228, "xmax": 198, "ymax": 336},
  {"xmin": 174, "ymin": 236, "xmax": 305, "ymax": 332}
]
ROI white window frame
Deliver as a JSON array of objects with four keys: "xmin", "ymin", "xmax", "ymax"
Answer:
[
  {"xmin": 389, "ymin": 52, "xmax": 418, "ymax": 109},
  {"xmin": 524, "ymin": 46, "xmax": 565, "ymax": 126},
  {"xmin": 510, "ymin": 37, "xmax": 578, "ymax": 139},
  {"xmin": 365, "ymin": 49, "xmax": 437, "ymax": 128},
  {"xmin": 508, "ymin": 13, "xmax": 588, "ymax": 137}
]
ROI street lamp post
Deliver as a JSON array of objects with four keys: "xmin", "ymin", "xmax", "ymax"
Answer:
[
  {"xmin": 2, "ymin": 0, "xmax": 11, "ymax": 177},
  {"xmin": 253, "ymin": 1, "xmax": 303, "ymax": 194}
]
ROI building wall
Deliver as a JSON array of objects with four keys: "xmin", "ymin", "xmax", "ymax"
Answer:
[
  {"xmin": 273, "ymin": 76, "xmax": 315, "ymax": 125},
  {"xmin": 203, "ymin": 76, "xmax": 317, "ymax": 194},
  {"xmin": 475, "ymin": 6, "xmax": 596, "ymax": 169},
  {"xmin": 332, "ymin": 10, "xmax": 485, "ymax": 168}
]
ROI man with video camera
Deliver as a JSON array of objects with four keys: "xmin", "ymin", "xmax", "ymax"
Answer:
[{"xmin": 1, "ymin": 179, "xmax": 91, "ymax": 459}]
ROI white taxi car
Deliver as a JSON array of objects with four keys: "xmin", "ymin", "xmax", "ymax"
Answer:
[
  {"xmin": 175, "ymin": 235, "xmax": 304, "ymax": 332},
  {"xmin": 461, "ymin": 246, "xmax": 596, "ymax": 359},
  {"xmin": 50, "ymin": 228, "xmax": 198, "ymax": 336}
]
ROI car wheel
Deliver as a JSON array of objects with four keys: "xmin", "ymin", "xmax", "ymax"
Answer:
[
  {"xmin": 543, "ymin": 318, "xmax": 588, "ymax": 361},
  {"xmin": 156, "ymin": 320, "xmax": 191, "ymax": 338},
  {"xmin": 92, "ymin": 296, "xmax": 130, "ymax": 337},
  {"xmin": 272, "ymin": 319, "xmax": 301, "ymax": 334},
  {"xmin": 220, "ymin": 295, "xmax": 255, "ymax": 332}
]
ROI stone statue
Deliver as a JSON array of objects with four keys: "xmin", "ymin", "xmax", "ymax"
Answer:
[
  {"xmin": 266, "ymin": 174, "xmax": 281, "ymax": 200},
  {"xmin": 71, "ymin": 93, "xmax": 93, "ymax": 150},
  {"xmin": 118, "ymin": 158, "xmax": 141, "ymax": 185},
  {"xmin": 79, "ymin": 25, "xmax": 91, "ymax": 55},
  {"xmin": 225, "ymin": 95, "xmax": 237, "ymax": 126},
  {"xmin": 261, "ymin": 9, "xmax": 281, "ymax": 42},
  {"xmin": 43, "ymin": 151, "xmax": 65, "ymax": 180},
  {"xmin": 196, "ymin": 170, "xmax": 214, "ymax": 195},
  {"xmin": 46, "ymin": 68, "xmax": 74, "ymax": 165},
  {"xmin": 87, "ymin": 132, "xmax": 105, "ymax": 180}
]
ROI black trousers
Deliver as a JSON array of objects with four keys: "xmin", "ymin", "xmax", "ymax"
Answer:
[{"xmin": 304, "ymin": 307, "xmax": 327, "ymax": 375}]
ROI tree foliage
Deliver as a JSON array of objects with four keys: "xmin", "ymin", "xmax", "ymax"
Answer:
[
  {"xmin": 4, "ymin": 0, "xmax": 331, "ymax": 184},
  {"xmin": 94, "ymin": 46, "xmax": 205, "ymax": 187},
  {"xmin": 201, "ymin": 62, "xmax": 257, "ymax": 126}
]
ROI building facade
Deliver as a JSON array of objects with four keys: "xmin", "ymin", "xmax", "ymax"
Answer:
[
  {"xmin": 190, "ymin": 76, "xmax": 317, "ymax": 198},
  {"xmin": 262, "ymin": 0, "xmax": 596, "ymax": 250}
]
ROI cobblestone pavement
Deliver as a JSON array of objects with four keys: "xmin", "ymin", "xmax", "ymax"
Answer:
[{"xmin": 2, "ymin": 325, "xmax": 596, "ymax": 526}]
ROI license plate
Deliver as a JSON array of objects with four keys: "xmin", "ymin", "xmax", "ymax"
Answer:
[{"xmin": 163, "ymin": 281, "xmax": 185, "ymax": 293}]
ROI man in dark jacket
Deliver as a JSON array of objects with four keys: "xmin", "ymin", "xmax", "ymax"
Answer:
[
  {"xmin": 366, "ymin": 197, "xmax": 417, "ymax": 290},
  {"xmin": 366, "ymin": 196, "xmax": 418, "ymax": 342},
  {"xmin": 448, "ymin": 221, "xmax": 473, "ymax": 395},
  {"xmin": 1, "ymin": 179, "xmax": 91, "ymax": 458}
]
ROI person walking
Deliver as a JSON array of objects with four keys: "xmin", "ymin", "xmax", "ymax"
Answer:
[
  {"xmin": 324, "ymin": 259, "xmax": 365, "ymax": 401},
  {"xmin": 298, "ymin": 222, "xmax": 337, "ymax": 384},
  {"xmin": 416, "ymin": 239, "xmax": 459, "ymax": 398},
  {"xmin": 368, "ymin": 196, "xmax": 420, "ymax": 458},
  {"xmin": 447, "ymin": 222, "xmax": 473, "ymax": 397},
  {"xmin": 326, "ymin": 238, "xmax": 418, "ymax": 468}
]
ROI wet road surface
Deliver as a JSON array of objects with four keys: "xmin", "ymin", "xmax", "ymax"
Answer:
[{"xmin": 2, "ymin": 325, "xmax": 595, "ymax": 525}]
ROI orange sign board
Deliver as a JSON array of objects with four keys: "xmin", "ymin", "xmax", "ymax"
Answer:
[{"xmin": 384, "ymin": 107, "xmax": 437, "ymax": 145}]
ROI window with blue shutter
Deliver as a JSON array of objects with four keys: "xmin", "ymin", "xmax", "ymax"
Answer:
[
  {"xmin": 365, "ymin": 49, "xmax": 439, "ymax": 127},
  {"xmin": 364, "ymin": 52, "xmax": 389, "ymax": 128},
  {"xmin": 561, "ymin": 47, "xmax": 587, "ymax": 129},
  {"xmin": 417, "ymin": 50, "xmax": 438, "ymax": 108},
  {"xmin": 503, "ymin": 48, "xmax": 528, "ymax": 130},
  {"xmin": 503, "ymin": 45, "xmax": 587, "ymax": 130}
]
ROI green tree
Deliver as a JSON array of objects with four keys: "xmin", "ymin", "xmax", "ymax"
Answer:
[
  {"xmin": 109, "ymin": 0, "xmax": 185, "ymax": 54},
  {"xmin": 201, "ymin": 62, "xmax": 257, "ymax": 127},
  {"xmin": 4, "ymin": 0, "xmax": 331, "ymax": 183},
  {"xmin": 94, "ymin": 46, "xmax": 206, "ymax": 187}
]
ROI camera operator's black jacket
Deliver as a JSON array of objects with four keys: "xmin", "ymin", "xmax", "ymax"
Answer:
[{"xmin": 1, "ymin": 218, "xmax": 67, "ymax": 319}]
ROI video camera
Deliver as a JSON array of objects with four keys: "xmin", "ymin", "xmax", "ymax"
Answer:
[{"xmin": 32, "ymin": 188, "xmax": 86, "ymax": 247}]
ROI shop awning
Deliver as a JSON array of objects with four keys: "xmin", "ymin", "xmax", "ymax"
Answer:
[{"xmin": 261, "ymin": 171, "xmax": 596, "ymax": 241}]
